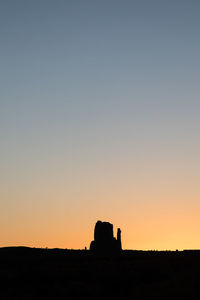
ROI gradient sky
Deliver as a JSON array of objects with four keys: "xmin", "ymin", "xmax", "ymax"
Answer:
[{"xmin": 1, "ymin": 0, "xmax": 200, "ymax": 250}]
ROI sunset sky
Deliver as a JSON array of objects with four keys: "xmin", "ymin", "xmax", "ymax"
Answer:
[{"xmin": 1, "ymin": 0, "xmax": 200, "ymax": 250}]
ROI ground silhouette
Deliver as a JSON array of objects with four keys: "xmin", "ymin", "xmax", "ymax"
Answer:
[
  {"xmin": 1, "ymin": 221, "xmax": 200, "ymax": 299},
  {"xmin": 1, "ymin": 247, "xmax": 200, "ymax": 299}
]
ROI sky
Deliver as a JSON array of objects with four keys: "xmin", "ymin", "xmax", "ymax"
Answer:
[{"xmin": 0, "ymin": 0, "xmax": 200, "ymax": 250}]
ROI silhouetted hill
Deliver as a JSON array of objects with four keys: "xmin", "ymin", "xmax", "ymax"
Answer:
[{"xmin": 1, "ymin": 247, "xmax": 200, "ymax": 299}]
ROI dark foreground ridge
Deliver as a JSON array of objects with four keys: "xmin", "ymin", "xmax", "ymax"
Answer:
[{"xmin": 1, "ymin": 247, "xmax": 200, "ymax": 299}]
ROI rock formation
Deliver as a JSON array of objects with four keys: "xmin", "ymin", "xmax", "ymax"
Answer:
[{"xmin": 90, "ymin": 220, "xmax": 122, "ymax": 254}]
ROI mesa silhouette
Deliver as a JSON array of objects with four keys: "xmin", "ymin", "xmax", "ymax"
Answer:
[{"xmin": 90, "ymin": 220, "xmax": 122, "ymax": 254}]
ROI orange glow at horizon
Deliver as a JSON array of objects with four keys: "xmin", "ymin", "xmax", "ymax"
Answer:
[{"xmin": 1, "ymin": 177, "xmax": 200, "ymax": 250}]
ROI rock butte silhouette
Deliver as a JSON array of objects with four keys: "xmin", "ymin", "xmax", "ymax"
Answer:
[{"xmin": 90, "ymin": 220, "xmax": 122, "ymax": 254}]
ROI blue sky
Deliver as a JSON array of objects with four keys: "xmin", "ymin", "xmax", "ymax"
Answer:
[{"xmin": 0, "ymin": 0, "xmax": 200, "ymax": 249}]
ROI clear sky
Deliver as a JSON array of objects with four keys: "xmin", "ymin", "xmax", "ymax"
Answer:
[{"xmin": 0, "ymin": 0, "xmax": 200, "ymax": 250}]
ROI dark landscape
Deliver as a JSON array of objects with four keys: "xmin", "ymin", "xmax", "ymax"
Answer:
[
  {"xmin": 1, "ymin": 248, "xmax": 200, "ymax": 299},
  {"xmin": 1, "ymin": 221, "xmax": 200, "ymax": 299}
]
